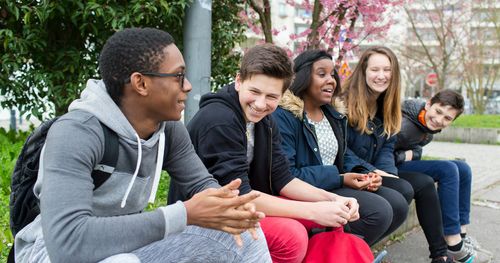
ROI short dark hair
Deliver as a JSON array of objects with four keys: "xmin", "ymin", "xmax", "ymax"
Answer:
[
  {"xmin": 99, "ymin": 27, "xmax": 175, "ymax": 105},
  {"xmin": 430, "ymin": 89, "xmax": 465, "ymax": 118},
  {"xmin": 239, "ymin": 43, "xmax": 293, "ymax": 93},
  {"xmin": 289, "ymin": 50, "xmax": 340, "ymax": 99}
]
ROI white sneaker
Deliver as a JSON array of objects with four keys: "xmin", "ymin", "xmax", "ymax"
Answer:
[
  {"xmin": 448, "ymin": 242, "xmax": 476, "ymax": 263},
  {"xmin": 463, "ymin": 236, "xmax": 492, "ymax": 256},
  {"xmin": 463, "ymin": 236, "xmax": 480, "ymax": 250}
]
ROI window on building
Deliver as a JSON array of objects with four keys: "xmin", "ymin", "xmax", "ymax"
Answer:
[
  {"xmin": 279, "ymin": 3, "xmax": 287, "ymax": 17},
  {"xmin": 296, "ymin": 7, "xmax": 312, "ymax": 18},
  {"xmin": 471, "ymin": 27, "xmax": 496, "ymax": 41},
  {"xmin": 295, "ymin": 24, "xmax": 309, "ymax": 35}
]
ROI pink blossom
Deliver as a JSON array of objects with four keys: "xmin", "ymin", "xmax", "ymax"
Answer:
[{"xmin": 245, "ymin": 0, "xmax": 402, "ymax": 62}]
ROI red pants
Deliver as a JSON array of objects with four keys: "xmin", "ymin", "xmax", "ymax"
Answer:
[
  {"xmin": 260, "ymin": 217, "xmax": 310, "ymax": 263},
  {"xmin": 260, "ymin": 217, "xmax": 373, "ymax": 263}
]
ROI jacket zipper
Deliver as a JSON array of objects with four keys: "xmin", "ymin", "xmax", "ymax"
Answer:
[
  {"xmin": 342, "ymin": 115, "xmax": 348, "ymax": 156},
  {"xmin": 304, "ymin": 120, "xmax": 319, "ymax": 144},
  {"xmin": 304, "ymin": 120, "xmax": 321, "ymax": 162},
  {"xmin": 268, "ymin": 126, "xmax": 274, "ymax": 195}
]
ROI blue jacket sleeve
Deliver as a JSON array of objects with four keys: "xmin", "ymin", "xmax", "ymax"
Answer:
[
  {"xmin": 273, "ymin": 109, "xmax": 342, "ymax": 190},
  {"xmin": 344, "ymin": 147, "xmax": 376, "ymax": 173},
  {"xmin": 343, "ymin": 126, "xmax": 376, "ymax": 173},
  {"xmin": 373, "ymin": 134, "xmax": 398, "ymax": 175}
]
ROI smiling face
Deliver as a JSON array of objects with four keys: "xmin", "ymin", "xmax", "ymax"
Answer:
[
  {"xmin": 144, "ymin": 44, "xmax": 192, "ymax": 121},
  {"xmin": 424, "ymin": 102, "xmax": 460, "ymax": 131},
  {"xmin": 303, "ymin": 58, "xmax": 337, "ymax": 107},
  {"xmin": 235, "ymin": 74, "xmax": 283, "ymax": 123},
  {"xmin": 365, "ymin": 53, "xmax": 392, "ymax": 97}
]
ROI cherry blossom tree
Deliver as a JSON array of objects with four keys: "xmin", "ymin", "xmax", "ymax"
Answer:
[{"xmin": 242, "ymin": 0, "xmax": 404, "ymax": 68}]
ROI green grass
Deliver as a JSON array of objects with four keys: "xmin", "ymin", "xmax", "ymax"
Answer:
[
  {"xmin": 452, "ymin": 114, "xmax": 500, "ymax": 129},
  {"xmin": 0, "ymin": 128, "xmax": 29, "ymax": 261},
  {"xmin": 421, "ymin": 155, "xmax": 444, "ymax": 160}
]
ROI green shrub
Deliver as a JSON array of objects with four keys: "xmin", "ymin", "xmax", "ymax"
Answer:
[
  {"xmin": 146, "ymin": 172, "xmax": 170, "ymax": 211},
  {"xmin": 0, "ymin": 128, "xmax": 28, "ymax": 260}
]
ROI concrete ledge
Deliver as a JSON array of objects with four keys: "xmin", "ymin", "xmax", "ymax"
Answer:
[{"xmin": 433, "ymin": 127, "xmax": 500, "ymax": 144}]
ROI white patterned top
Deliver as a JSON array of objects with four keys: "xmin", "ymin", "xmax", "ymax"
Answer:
[
  {"xmin": 246, "ymin": 122, "xmax": 255, "ymax": 164},
  {"xmin": 308, "ymin": 116, "xmax": 338, "ymax": 165}
]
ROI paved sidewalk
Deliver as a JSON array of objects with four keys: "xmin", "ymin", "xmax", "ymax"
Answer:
[{"xmin": 382, "ymin": 141, "xmax": 500, "ymax": 263}]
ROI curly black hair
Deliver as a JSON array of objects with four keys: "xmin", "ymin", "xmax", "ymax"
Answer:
[
  {"xmin": 290, "ymin": 50, "xmax": 340, "ymax": 99},
  {"xmin": 99, "ymin": 27, "xmax": 175, "ymax": 105}
]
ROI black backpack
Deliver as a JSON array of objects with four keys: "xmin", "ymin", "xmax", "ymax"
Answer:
[{"xmin": 9, "ymin": 116, "xmax": 119, "ymax": 237}]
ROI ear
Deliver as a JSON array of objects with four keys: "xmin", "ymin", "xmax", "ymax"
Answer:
[
  {"xmin": 424, "ymin": 100, "xmax": 431, "ymax": 111},
  {"xmin": 235, "ymin": 73, "xmax": 241, "ymax": 92},
  {"xmin": 129, "ymin": 72, "xmax": 149, "ymax": 97}
]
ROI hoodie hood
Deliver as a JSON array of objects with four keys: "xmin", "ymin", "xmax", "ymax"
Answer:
[
  {"xmin": 68, "ymin": 79, "xmax": 166, "ymax": 147},
  {"xmin": 68, "ymin": 79, "xmax": 166, "ymax": 206},
  {"xmin": 279, "ymin": 90, "xmax": 347, "ymax": 120},
  {"xmin": 199, "ymin": 83, "xmax": 247, "ymax": 124}
]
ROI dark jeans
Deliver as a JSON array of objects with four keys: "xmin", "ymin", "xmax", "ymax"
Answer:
[
  {"xmin": 398, "ymin": 160, "xmax": 472, "ymax": 235},
  {"xmin": 332, "ymin": 188, "xmax": 392, "ymax": 246},
  {"xmin": 395, "ymin": 171, "xmax": 449, "ymax": 259},
  {"xmin": 376, "ymin": 178, "xmax": 413, "ymax": 240}
]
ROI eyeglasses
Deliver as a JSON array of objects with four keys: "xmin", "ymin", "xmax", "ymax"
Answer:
[{"xmin": 140, "ymin": 71, "xmax": 186, "ymax": 90}]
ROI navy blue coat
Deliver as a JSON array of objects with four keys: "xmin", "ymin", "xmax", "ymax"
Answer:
[
  {"xmin": 344, "ymin": 112, "xmax": 399, "ymax": 176},
  {"xmin": 273, "ymin": 91, "xmax": 363, "ymax": 191}
]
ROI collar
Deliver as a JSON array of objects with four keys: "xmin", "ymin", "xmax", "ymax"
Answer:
[{"xmin": 418, "ymin": 109, "xmax": 427, "ymax": 127}]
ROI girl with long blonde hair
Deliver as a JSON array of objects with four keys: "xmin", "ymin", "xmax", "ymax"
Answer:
[{"xmin": 343, "ymin": 46, "xmax": 454, "ymax": 262}]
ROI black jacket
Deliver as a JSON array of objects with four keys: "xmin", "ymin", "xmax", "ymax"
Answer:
[
  {"xmin": 394, "ymin": 99, "xmax": 440, "ymax": 165},
  {"xmin": 169, "ymin": 83, "xmax": 293, "ymax": 203}
]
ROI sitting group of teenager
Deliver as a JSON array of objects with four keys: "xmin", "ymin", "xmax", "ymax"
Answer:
[{"xmin": 12, "ymin": 27, "xmax": 481, "ymax": 263}]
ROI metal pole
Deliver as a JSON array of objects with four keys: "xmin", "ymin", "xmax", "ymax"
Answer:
[
  {"xmin": 10, "ymin": 108, "xmax": 16, "ymax": 131},
  {"xmin": 183, "ymin": 0, "xmax": 212, "ymax": 124}
]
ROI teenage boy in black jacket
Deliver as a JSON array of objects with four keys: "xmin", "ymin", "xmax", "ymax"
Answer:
[{"xmin": 170, "ymin": 44, "xmax": 363, "ymax": 263}]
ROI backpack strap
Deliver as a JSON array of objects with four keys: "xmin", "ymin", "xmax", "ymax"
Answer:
[{"xmin": 91, "ymin": 122, "xmax": 119, "ymax": 190}]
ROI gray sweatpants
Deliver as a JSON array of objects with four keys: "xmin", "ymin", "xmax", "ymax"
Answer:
[
  {"xmin": 101, "ymin": 226, "xmax": 271, "ymax": 263},
  {"xmin": 17, "ymin": 220, "xmax": 270, "ymax": 263}
]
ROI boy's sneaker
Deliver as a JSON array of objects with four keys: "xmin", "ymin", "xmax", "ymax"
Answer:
[
  {"xmin": 431, "ymin": 256, "xmax": 453, "ymax": 263},
  {"xmin": 448, "ymin": 242, "xmax": 476, "ymax": 263},
  {"xmin": 463, "ymin": 236, "xmax": 492, "ymax": 256},
  {"xmin": 463, "ymin": 236, "xmax": 480, "ymax": 250}
]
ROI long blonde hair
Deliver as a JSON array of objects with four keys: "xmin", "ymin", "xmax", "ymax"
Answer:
[{"xmin": 342, "ymin": 46, "xmax": 401, "ymax": 136}]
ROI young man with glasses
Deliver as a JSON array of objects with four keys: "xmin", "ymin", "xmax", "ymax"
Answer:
[{"xmin": 13, "ymin": 27, "xmax": 270, "ymax": 263}]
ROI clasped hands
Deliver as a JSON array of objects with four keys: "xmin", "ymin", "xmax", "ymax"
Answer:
[
  {"xmin": 313, "ymin": 193, "xmax": 360, "ymax": 227},
  {"xmin": 342, "ymin": 171, "xmax": 383, "ymax": 192},
  {"xmin": 183, "ymin": 178, "xmax": 264, "ymax": 247}
]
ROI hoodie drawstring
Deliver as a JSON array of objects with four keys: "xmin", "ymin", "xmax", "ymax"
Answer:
[
  {"xmin": 121, "ymin": 133, "xmax": 143, "ymax": 208},
  {"xmin": 148, "ymin": 131, "xmax": 165, "ymax": 203}
]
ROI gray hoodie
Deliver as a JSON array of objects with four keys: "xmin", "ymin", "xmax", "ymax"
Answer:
[{"xmin": 14, "ymin": 79, "xmax": 219, "ymax": 263}]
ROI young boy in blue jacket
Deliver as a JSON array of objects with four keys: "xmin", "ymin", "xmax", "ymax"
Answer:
[{"xmin": 395, "ymin": 89, "xmax": 484, "ymax": 262}]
